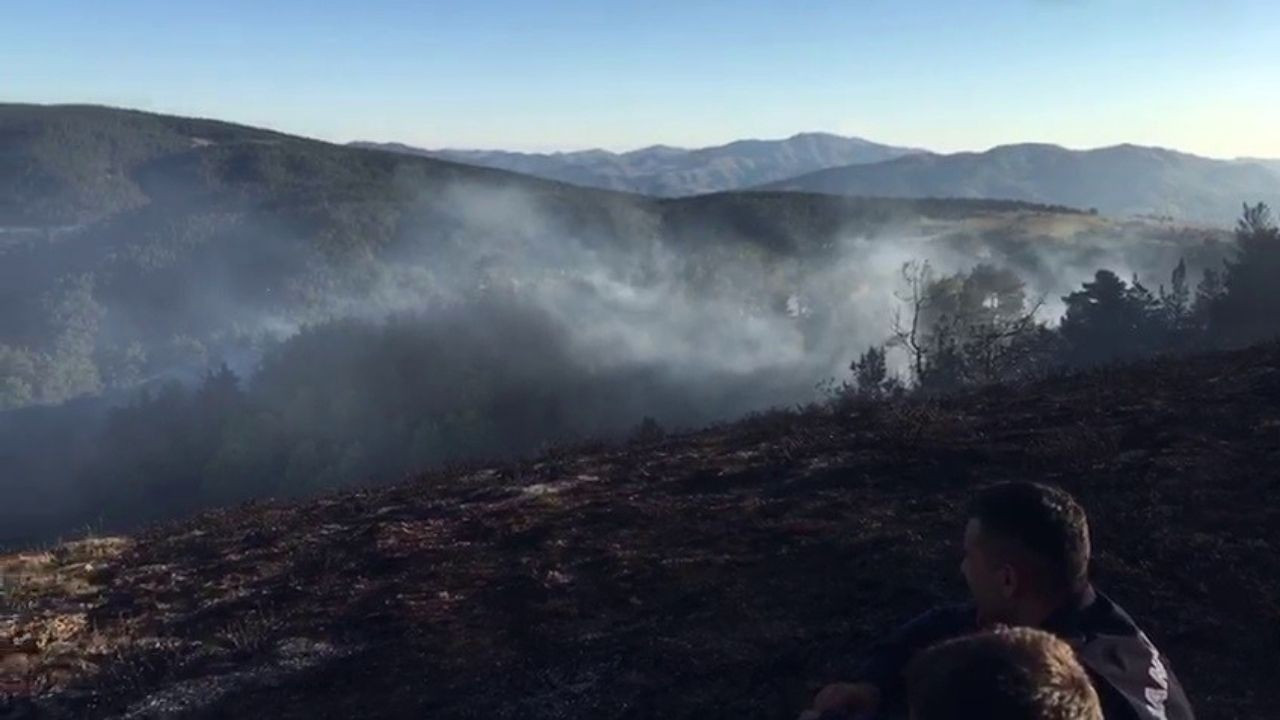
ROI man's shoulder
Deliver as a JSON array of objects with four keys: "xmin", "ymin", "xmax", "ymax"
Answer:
[
  {"xmin": 1073, "ymin": 591, "xmax": 1195, "ymax": 720},
  {"xmin": 1080, "ymin": 591, "xmax": 1143, "ymax": 636},
  {"xmin": 855, "ymin": 602, "xmax": 979, "ymax": 707},
  {"xmin": 899, "ymin": 602, "xmax": 978, "ymax": 638},
  {"xmin": 863, "ymin": 602, "xmax": 976, "ymax": 666},
  {"xmin": 876, "ymin": 602, "xmax": 979, "ymax": 657},
  {"xmin": 916, "ymin": 602, "xmax": 977, "ymax": 624}
]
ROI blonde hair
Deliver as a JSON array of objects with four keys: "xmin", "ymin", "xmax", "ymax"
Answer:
[{"xmin": 907, "ymin": 627, "xmax": 1103, "ymax": 720}]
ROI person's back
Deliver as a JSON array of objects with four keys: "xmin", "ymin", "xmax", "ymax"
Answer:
[
  {"xmin": 906, "ymin": 627, "xmax": 1103, "ymax": 720},
  {"xmin": 802, "ymin": 482, "xmax": 1194, "ymax": 720}
]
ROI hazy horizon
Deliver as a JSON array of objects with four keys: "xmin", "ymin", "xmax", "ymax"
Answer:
[
  {"xmin": 6, "ymin": 1, "xmax": 1280, "ymax": 158},
  {"xmin": 353, "ymin": 131, "xmax": 1278, "ymax": 161},
  {"xmin": 9, "ymin": 99, "xmax": 1278, "ymax": 163}
]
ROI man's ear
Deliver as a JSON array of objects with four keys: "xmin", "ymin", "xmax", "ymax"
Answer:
[{"xmin": 998, "ymin": 563, "xmax": 1018, "ymax": 598}]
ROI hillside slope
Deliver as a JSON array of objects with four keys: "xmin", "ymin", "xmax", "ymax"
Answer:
[
  {"xmin": 354, "ymin": 133, "xmax": 923, "ymax": 196},
  {"xmin": 8, "ymin": 103, "xmax": 1190, "ymax": 419},
  {"xmin": 1239, "ymin": 157, "xmax": 1280, "ymax": 178},
  {"xmin": 3, "ymin": 344, "xmax": 1278, "ymax": 719},
  {"xmin": 762, "ymin": 143, "xmax": 1280, "ymax": 224},
  {"xmin": 0, "ymin": 103, "xmax": 641, "ymax": 227}
]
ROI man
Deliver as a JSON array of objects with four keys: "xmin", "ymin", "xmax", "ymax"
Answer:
[
  {"xmin": 906, "ymin": 627, "xmax": 1103, "ymax": 720},
  {"xmin": 801, "ymin": 482, "xmax": 1194, "ymax": 720}
]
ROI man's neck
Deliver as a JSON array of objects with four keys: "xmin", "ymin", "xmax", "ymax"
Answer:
[
  {"xmin": 1011, "ymin": 597, "xmax": 1061, "ymax": 628},
  {"xmin": 978, "ymin": 587, "xmax": 1097, "ymax": 629},
  {"xmin": 1029, "ymin": 585, "xmax": 1097, "ymax": 631}
]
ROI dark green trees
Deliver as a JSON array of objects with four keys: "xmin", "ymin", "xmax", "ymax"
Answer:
[
  {"xmin": 1211, "ymin": 203, "xmax": 1280, "ymax": 346},
  {"xmin": 1059, "ymin": 270, "xmax": 1160, "ymax": 366}
]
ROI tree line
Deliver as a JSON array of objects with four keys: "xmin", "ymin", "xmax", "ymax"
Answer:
[
  {"xmin": 842, "ymin": 203, "xmax": 1280, "ymax": 399},
  {"xmin": 2, "ymin": 203, "xmax": 1277, "ymax": 544}
]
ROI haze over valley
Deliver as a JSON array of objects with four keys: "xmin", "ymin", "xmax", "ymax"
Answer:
[{"xmin": 0, "ymin": 103, "xmax": 1243, "ymax": 542}]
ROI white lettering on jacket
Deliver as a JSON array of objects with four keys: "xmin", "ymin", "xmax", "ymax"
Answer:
[{"xmin": 1138, "ymin": 631, "xmax": 1170, "ymax": 720}]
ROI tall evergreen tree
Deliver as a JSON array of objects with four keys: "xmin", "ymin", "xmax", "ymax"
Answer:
[
  {"xmin": 1059, "ymin": 270, "xmax": 1160, "ymax": 366},
  {"xmin": 1211, "ymin": 203, "xmax": 1280, "ymax": 346}
]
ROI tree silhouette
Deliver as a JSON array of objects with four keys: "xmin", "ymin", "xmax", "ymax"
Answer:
[
  {"xmin": 849, "ymin": 344, "xmax": 902, "ymax": 400},
  {"xmin": 891, "ymin": 262, "xmax": 1046, "ymax": 390},
  {"xmin": 1059, "ymin": 270, "xmax": 1160, "ymax": 366},
  {"xmin": 1211, "ymin": 203, "xmax": 1280, "ymax": 346}
]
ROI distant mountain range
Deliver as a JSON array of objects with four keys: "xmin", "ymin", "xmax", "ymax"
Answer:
[
  {"xmin": 760, "ymin": 143, "xmax": 1280, "ymax": 225},
  {"xmin": 359, "ymin": 134, "xmax": 1280, "ymax": 225},
  {"xmin": 350, "ymin": 133, "xmax": 923, "ymax": 197}
]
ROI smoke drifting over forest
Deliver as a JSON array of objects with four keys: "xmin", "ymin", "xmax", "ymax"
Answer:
[
  {"xmin": 266, "ymin": 182, "xmax": 1222, "ymax": 386},
  {"xmin": 0, "ymin": 112, "xmax": 1238, "ymax": 544}
]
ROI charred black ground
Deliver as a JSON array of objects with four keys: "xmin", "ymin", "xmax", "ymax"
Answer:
[{"xmin": 3, "ymin": 342, "xmax": 1279, "ymax": 719}]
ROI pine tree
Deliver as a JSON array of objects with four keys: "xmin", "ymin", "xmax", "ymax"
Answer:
[
  {"xmin": 1212, "ymin": 203, "xmax": 1280, "ymax": 345},
  {"xmin": 1060, "ymin": 270, "xmax": 1160, "ymax": 366}
]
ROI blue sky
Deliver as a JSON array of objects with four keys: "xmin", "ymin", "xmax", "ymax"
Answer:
[{"xmin": 4, "ymin": 1, "xmax": 1279, "ymax": 157}]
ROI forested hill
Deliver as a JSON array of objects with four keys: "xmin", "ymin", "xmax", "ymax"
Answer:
[
  {"xmin": 0, "ymin": 103, "xmax": 634, "ymax": 227},
  {"xmin": 0, "ymin": 103, "xmax": 1037, "ymax": 230},
  {"xmin": 1, "ymin": 340, "xmax": 1277, "ymax": 719},
  {"xmin": 0, "ymin": 104, "xmax": 1237, "ymax": 548},
  {"xmin": 760, "ymin": 143, "xmax": 1280, "ymax": 225},
  {"xmin": 0, "ymin": 103, "xmax": 1141, "ymax": 416},
  {"xmin": 1, "ymin": 103, "xmax": 1078, "ymax": 232}
]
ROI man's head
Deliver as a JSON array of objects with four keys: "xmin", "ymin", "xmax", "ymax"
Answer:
[
  {"xmin": 961, "ymin": 482, "xmax": 1091, "ymax": 624},
  {"xmin": 907, "ymin": 627, "xmax": 1103, "ymax": 720}
]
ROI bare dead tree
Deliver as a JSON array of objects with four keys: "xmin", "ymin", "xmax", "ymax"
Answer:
[
  {"xmin": 889, "ymin": 260, "xmax": 1049, "ymax": 390},
  {"xmin": 890, "ymin": 260, "xmax": 935, "ymax": 384},
  {"xmin": 962, "ymin": 296, "xmax": 1046, "ymax": 385}
]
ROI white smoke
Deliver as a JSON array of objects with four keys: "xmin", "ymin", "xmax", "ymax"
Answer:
[{"xmin": 239, "ymin": 183, "xmax": 1227, "ymax": 419}]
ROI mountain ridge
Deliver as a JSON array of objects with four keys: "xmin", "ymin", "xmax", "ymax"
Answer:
[
  {"xmin": 759, "ymin": 142, "xmax": 1280, "ymax": 224},
  {"xmin": 0, "ymin": 102, "xmax": 650, "ymax": 227},
  {"xmin": 351, "ymin": 132, "xmax": 925, "ymax": 197}
]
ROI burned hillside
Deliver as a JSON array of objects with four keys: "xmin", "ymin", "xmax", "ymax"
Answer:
[{"xmin": 2, "ymin": 342, "xmax": 1278, "ymax": 719}]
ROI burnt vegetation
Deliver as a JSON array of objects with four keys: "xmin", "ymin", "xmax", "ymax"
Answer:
[
  {"xmin": 1, "ymin": 330, "xmax": 1279, "ymax": 719},
  {"xmin": 5, "ymin": 105, "xmax": 1244, "ymax": 546},
  {"xmin": 2, "ymin": 196, "xmax": 1277, "ymax": 545},
  {"xmin": 838, "ymin": 202, "xmax": 1280, "ymax": 400}
]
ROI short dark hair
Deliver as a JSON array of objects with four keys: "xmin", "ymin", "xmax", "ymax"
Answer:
[
  {"xmin": 907, "ymin": 627, "xmax": 1103, "ymax": 720},
  {"xmin": 970, "ymin": 482, "xmax": 1091, "ymax": 597}
]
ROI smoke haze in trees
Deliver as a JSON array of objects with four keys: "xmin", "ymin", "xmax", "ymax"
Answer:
[{"xmin": 0, "ymin": 176, "xmax": 1233, "ymax": 545}]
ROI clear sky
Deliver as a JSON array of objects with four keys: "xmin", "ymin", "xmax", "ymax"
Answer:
[{"xmin": 4, "ymin": 1, "xmax": 1279, "ymax": 157}]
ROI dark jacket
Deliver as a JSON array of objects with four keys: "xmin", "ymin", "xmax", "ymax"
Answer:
[{"xmin": 856, "ymin": 587, "xmax": 1195, "ymax": 720}]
